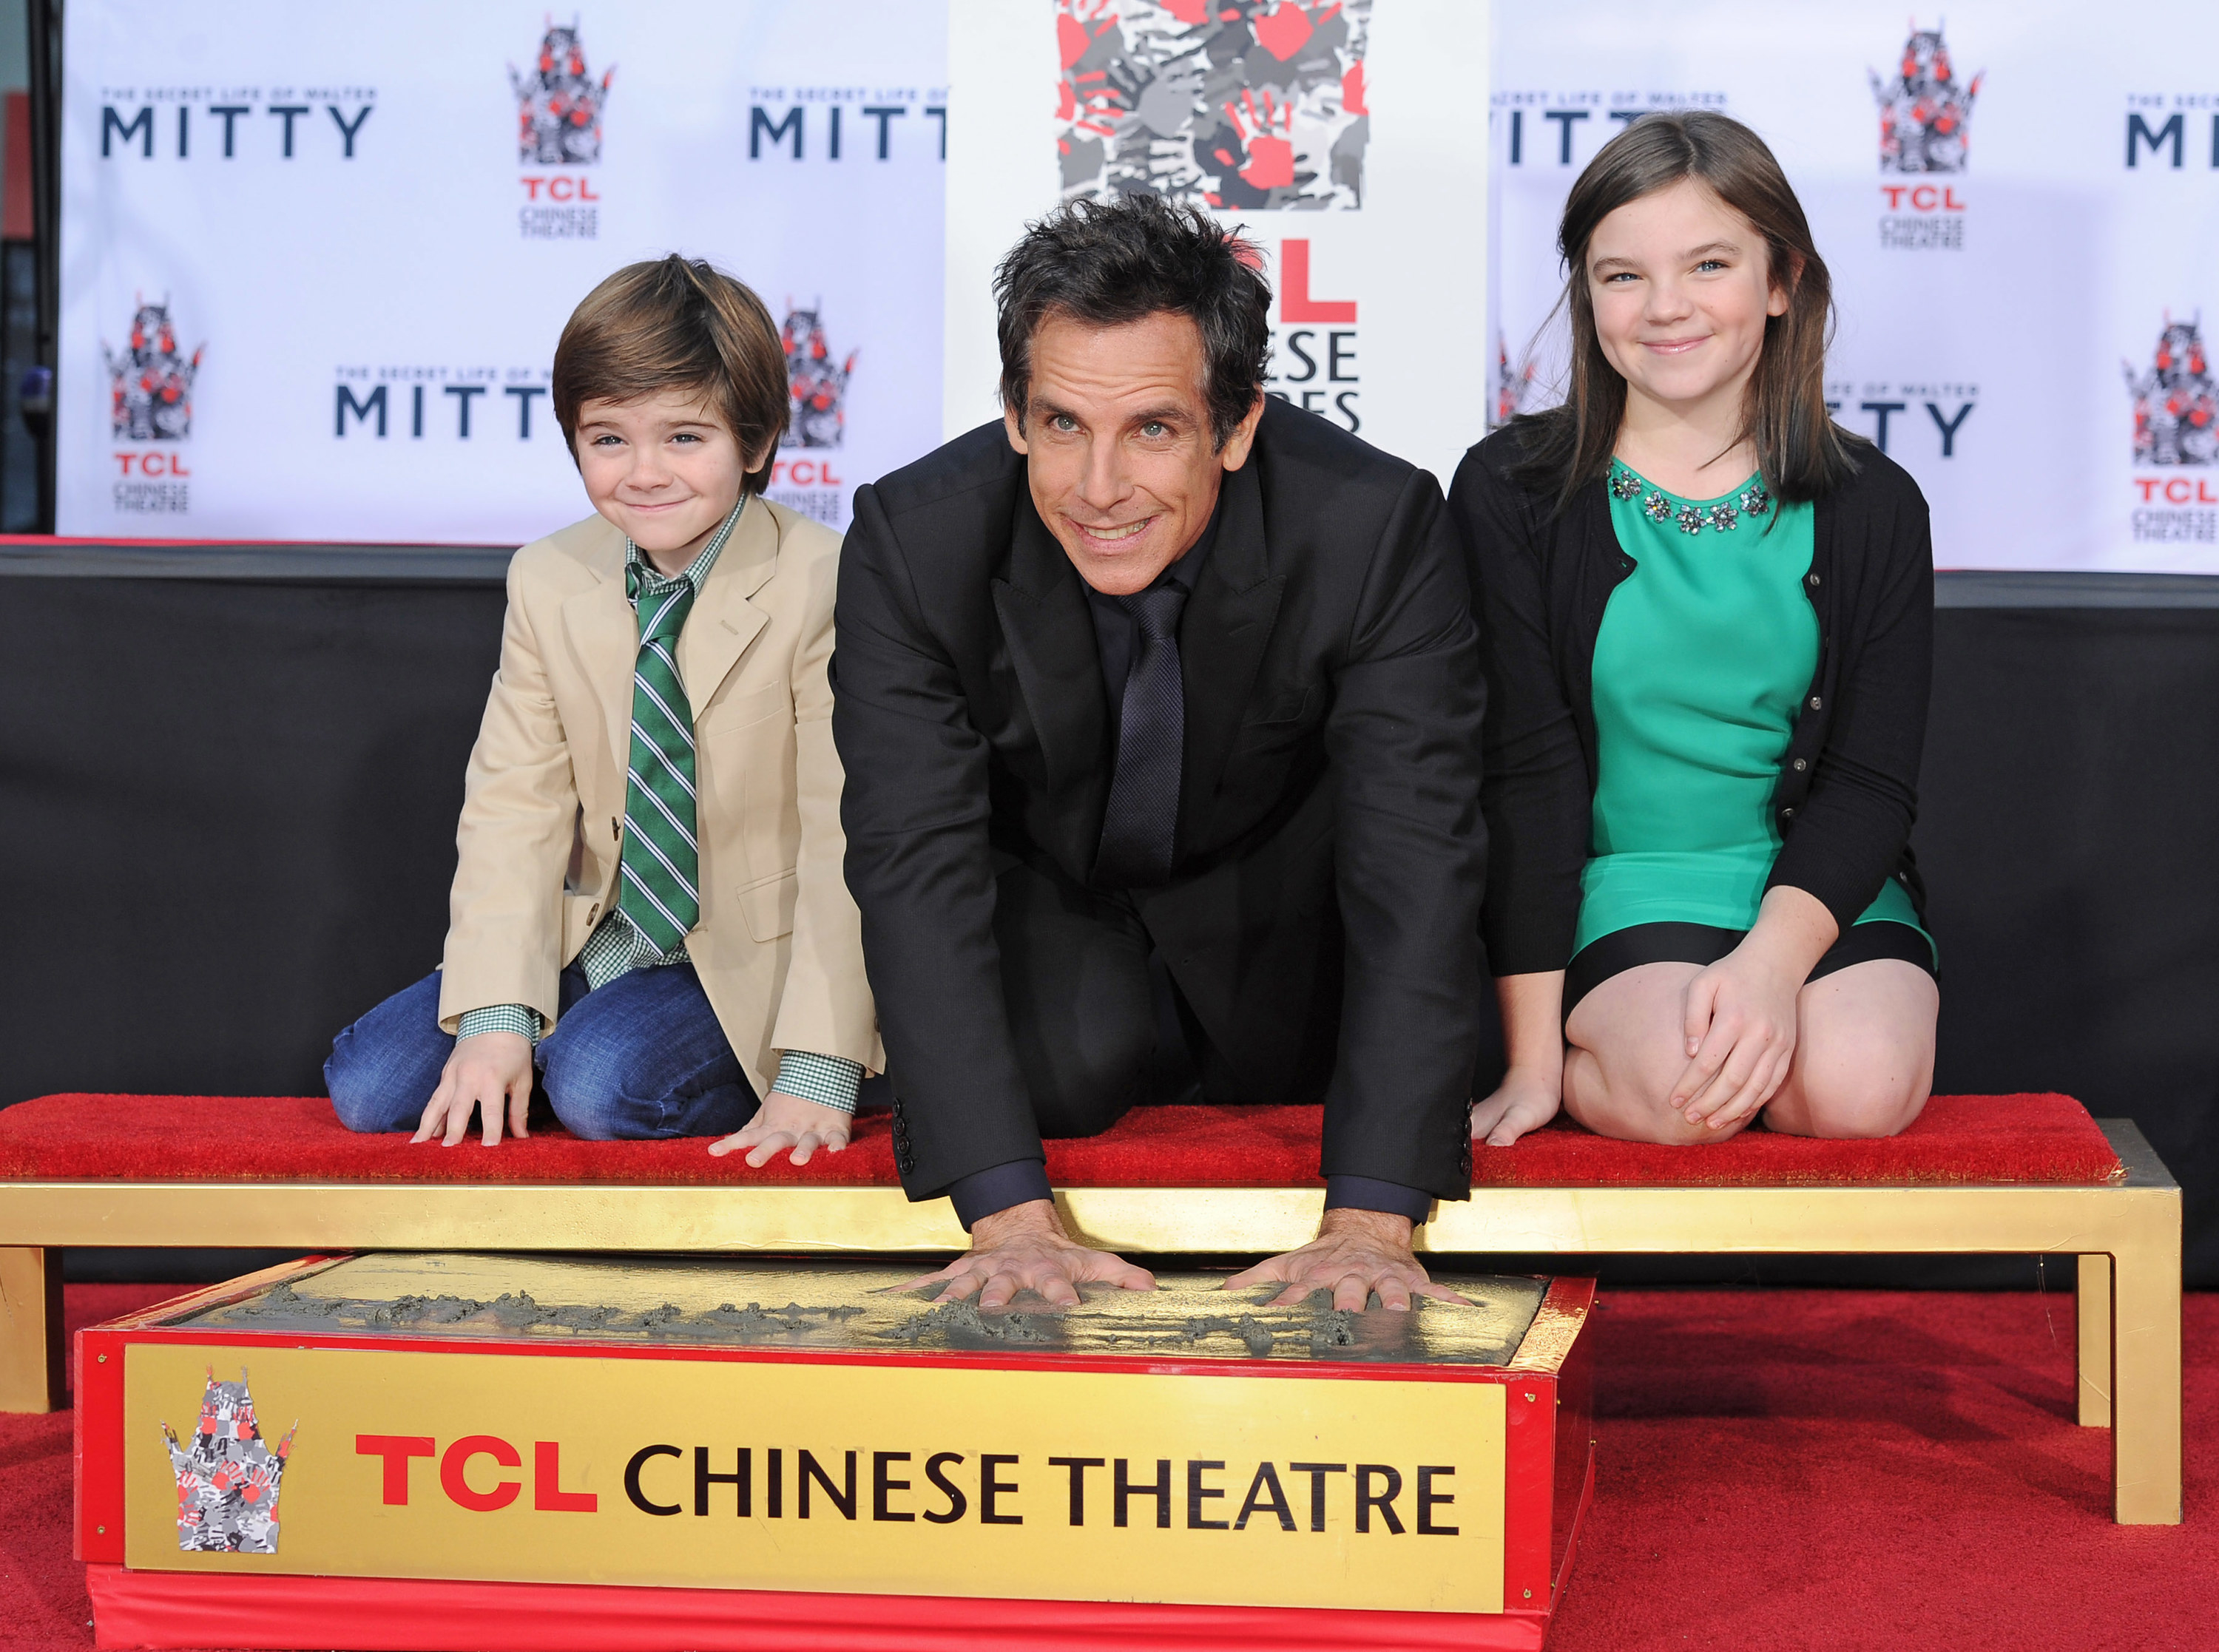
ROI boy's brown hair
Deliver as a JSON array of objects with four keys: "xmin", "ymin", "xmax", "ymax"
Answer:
[{"xmin": 552, "ymin": 254, "xmax": 788, "ymax": 493}]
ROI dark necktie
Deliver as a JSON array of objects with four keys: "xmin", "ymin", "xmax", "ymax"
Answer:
[{"xmin": 1095, "ymin": 584, "xmax": 1189, "ymax": 887}]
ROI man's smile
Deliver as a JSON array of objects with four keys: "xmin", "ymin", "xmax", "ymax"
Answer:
[{"xmin": 1069, "ymin": 515, "xmax": 1158, "ymax": 550}]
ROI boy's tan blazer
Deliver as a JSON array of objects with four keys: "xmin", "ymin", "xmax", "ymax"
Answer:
[{"xmin": 436, "ymin": 496, "xmax": 882, "ymax": 1095}]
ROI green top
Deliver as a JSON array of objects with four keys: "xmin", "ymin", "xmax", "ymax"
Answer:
[{"xmin": 1574, "ymin": 460, "xmax": 1925, "ymax": 955}]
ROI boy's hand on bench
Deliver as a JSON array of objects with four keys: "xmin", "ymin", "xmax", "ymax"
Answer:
[
  {"xmin": 709, "ymin": 1090, "xmax": 854, "ymax": 1168},
  {"xmin": 903, "ymin": 1200, "xmax": 1157, "ymax": 1309},
  {"xmin": 414, "ymin": 1032, "xmax": 535, "ymax": 1148},
  {"xmin": 1224, "ymin": 1208, "xmax": 1468, "ymax": 1313}
]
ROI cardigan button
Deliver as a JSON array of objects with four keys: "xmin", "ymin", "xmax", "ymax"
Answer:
[
  {"xmin": 1808, "ymin": 695, "xmax": 1823, "ymax": 711},
  {"xmin": 1783, "ymin": 807, "xmax": 1797, "ymax": 819},
  {"xmin": 1792, "ymin": 758, "xmax": 1807, "ymax": 772},
  {"xmin": 1807, "ymin": 573, "xmax": 1821, "ymax": 587}
]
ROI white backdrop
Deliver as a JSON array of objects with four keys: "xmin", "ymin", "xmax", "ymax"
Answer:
[
  {"xmin": 55, "ymin": 1, "xmax": 2219, "ymax": 572},
  {"xmin": 1493, "ymin": 0, "xmax": 2219, "ymax": 573},
  {"xmin": 58, "ymin": 1, "xmax": 946, "ymax": 542}
]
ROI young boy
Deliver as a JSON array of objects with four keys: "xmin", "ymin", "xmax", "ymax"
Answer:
[{"xmin": 326, "ymin": 255, "xmax": 878, "ymax": 1166}]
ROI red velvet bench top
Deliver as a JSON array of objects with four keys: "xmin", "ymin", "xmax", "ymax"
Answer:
[{"xmin": 0, "ymin": 1092, "xmax": 2123, "ymax": 1188}]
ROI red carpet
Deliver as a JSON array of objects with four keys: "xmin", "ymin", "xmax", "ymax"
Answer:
[
  {"xmin": 5, "ymin": 1282, "xmax": 2209, "ymax": 1651},
  {"xmin": 0, "ymin": 1092, "xmax": 2122, "ymax": 1188}
]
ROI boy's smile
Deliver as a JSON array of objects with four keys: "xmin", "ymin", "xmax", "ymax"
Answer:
[{"xmin": 574, "ymin": 388, "xmax": 763, "ymax": 576}]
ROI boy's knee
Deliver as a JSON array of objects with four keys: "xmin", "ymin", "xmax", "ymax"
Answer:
[
  {"xmin": 540, "ymin": 1053, "xmax": 660, "ymax": 1140},
  {"xmin": 325, "ymin": 1048, "xmax": 422, "ymax": 1134}
]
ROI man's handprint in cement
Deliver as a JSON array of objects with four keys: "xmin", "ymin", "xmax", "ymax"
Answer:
[{"xmin": 1056, "ymin": 0, "xmax": 1371, "ymax": 211}]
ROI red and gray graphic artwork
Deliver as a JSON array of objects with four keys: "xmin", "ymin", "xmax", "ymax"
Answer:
[
  {"xmin": 160, "ymin": 1368, "xmax": 297, "ymax": 1554},
  {"xmin": 2127, "ymin": 316, "xmax": 2218, "ymax": 467},
  {"xmin": 510, "ymin": 18, "xmax": 612, "ymax": 166},
  {"xmin": 781, "ymin": 305, "xmax": 856, "ymax": 450},
  {"xmin": 103, "ymin": 299, "xmax": 201, "ymax": 442},
  {"xmin": 1870, "ymin": 23, "xmax": 1982, "ymax": 174},
  {"xmin": 1056, "ymin": 0, "xmax": 1369, "ymax": 210},
  {"xmin": 1492, "ymin": 330, "xmax": 1536, "ymax": 430}
]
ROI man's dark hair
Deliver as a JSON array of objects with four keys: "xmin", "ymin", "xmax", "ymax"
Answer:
[{"xmin": 995, "ymin": 194, "xmax": 1271, "ymax": 450}]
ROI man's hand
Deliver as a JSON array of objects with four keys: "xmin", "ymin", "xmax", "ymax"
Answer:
[
  {"xmin": 709, "ymin": 1091, "xmax": 854, "ymax": 1167},
  {"xmin": 414, "ymin": 1031, "xmax": 534, "ymax": 1148},
  {"xmin": 1223, "ymin": 1208, "xmax": 1466, "ymax": 1312},
  {"xmin": 1470, "ymin": 1064, "xmax": 1561, "ymax": 1146},
  {"xmin": 902, "ymin": 1199, "xmax": 1156, "ymax": 1309}
]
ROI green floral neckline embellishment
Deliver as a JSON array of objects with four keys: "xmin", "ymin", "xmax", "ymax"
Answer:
[{"xmin": 1609, "ymin": 461, "xmax": 1772, "ymax": 534}]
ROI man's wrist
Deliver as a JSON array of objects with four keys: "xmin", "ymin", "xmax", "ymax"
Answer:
[
  {"xmin": 1317, "ymin": 1205, "xmax": 1416, "ymax": 1246},
  {"xmin": 969, "ymin": 1199, "xmax": 1066, "ymax": 1249},
  {"xmin": 1322, "ymin": 1174, "xmax": 1432, "ymax": 1225},
  {"xmin": 947, "ymin": 1160, "xmax": 1056, "ymax": 1231}
]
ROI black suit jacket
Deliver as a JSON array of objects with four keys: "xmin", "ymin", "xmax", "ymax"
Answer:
[{"xmin": 832, "ymin": 400, "xmax": 1487, "ymax": 1203}]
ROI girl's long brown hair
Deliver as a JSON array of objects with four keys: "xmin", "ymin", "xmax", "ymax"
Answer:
[{"xmin": 1511, "ymin": 111, "xmax": 1860, "ymax": 514}]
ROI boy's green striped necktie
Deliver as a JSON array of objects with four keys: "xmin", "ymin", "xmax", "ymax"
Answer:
[{"xmin": 616, "ymin": 569, "xmax": 703, "ymax": 951}]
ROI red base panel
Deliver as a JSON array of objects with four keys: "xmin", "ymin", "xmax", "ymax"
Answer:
[{"xmin": 87, "ymin": 1565, "xmax": 1551, "ymax": 1652}]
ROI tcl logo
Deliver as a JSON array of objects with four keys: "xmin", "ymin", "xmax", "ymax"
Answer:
[{"xmin": 356, "ymin": 1434, "xmax": 595, "ymax": 1512}]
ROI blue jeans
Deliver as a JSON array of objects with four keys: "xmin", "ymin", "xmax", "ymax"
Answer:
[{"xmin": 325, "ymin": 964, "xmax": 757, "ymax": 1140}]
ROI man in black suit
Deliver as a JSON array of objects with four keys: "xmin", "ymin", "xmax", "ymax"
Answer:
[{"xmin": 833, "ymin": 195, "xmax": 1485, "ymax": 1308}]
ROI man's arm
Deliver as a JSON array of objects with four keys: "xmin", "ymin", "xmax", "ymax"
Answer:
[
  {"xmin": 830, "ymin": 483, "xmax": 1053, "ymax": 1197},
  {"xmin": 1226, "ymin": 471, "xmax": 1485, "ymax": 1310},
  {"xmin": 836, "ymin": 481, "xmax": 1152, "ymax": 1299},
  {"xmin": 1317, "ymin": 469, "xmax": 1488, "ymax": 1198}
]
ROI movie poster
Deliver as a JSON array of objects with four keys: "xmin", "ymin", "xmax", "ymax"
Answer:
[{"xmin": 58, "ymin": 1, "xmax": 947, "ymax": 542}]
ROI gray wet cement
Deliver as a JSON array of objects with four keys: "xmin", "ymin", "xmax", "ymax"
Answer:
[{"xmin": 180, "ymin": 1256, "xmax": 1548, "ymax": 1367}]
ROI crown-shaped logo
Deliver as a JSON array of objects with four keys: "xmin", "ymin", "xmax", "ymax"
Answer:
[{"xmin": 160, "ymin": 1367, "xmax": 297, "ymax": 1554}]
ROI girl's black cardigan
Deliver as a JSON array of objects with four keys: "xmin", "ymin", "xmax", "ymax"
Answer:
[{"xmin": 1445, "ymin": 423, "xmax": 1934, "ymax": 978}]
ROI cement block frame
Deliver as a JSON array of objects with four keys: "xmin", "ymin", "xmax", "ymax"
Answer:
[{"xmin": 0, "ymin": 1119, "xmax": 2180, "ymax": 1523}]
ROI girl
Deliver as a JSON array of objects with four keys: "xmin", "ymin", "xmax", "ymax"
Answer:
[{"xmin": 1450, "ymin": 112, "xmax": 1937, "ymax": 1148}]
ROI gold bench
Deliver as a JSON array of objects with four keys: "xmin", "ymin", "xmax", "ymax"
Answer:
[{"xmin": 0, "ymin": 1117, "xmax": 2178, "ymax": 1523}]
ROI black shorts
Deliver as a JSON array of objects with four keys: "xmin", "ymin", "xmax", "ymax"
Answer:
[{"xmin": 1562, "ymin": 920, "xmax": 1936, "ymax": 1027}]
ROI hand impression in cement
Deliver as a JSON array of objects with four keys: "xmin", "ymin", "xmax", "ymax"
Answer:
[
  {"xmin": 709, "ymin": 1089, "xmax": 856, "ymax": 1167},
  {"xmin": 1223, "ymin": 1208, "xmax": 1470, "ymax": 1313},
  {"xmin": 904, "ymin": 1199, "xmax": 1157, "ymax": 1310}
]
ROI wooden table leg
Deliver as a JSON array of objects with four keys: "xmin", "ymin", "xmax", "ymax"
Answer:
[
  {"xmin": 2076, "ymin": 1253, "xmax": 2112, "ymax": 1427},
  {"xmin": 2108, "ymin": 1213, "xmax": 2183, "ymax": 1524},
  {"xmin": 0, "ymin": 1246, "xmax": 64, "ymax": 1413}
]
